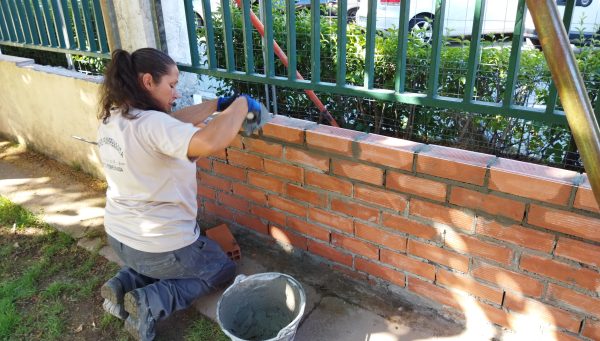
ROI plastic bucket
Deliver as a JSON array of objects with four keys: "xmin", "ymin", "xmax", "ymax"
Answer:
[{"xmin": 216, "ymin": 272, "xmax": 306, "ymax": 341}]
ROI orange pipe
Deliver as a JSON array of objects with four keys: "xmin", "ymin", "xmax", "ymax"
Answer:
[{"xmin": 234, "ymin": 0, "xmax": 339, "ymax": 127}]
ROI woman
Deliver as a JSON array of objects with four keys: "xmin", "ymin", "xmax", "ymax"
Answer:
[{"xmin": 97, "ymin": 48, "xmax": 259, "ymax": 341}]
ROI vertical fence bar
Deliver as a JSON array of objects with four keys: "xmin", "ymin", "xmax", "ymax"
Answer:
[
  {"xmin": 201, "ymin": 0, "xmax": 216, "ymax": 69},
  {"xmin": 31, "ymin": 0, "xmax": 49, "ymax": 45},
  {"xmin": 596, "ymin": 91, "xmax": 600, "ymax": 123},
  {"xmin": 0, "ymin": 5, "xmax": 9, "ymax": 41},
  {"xmin": 240, "ymin": 0, "xmax": 254, "ymax": 73},
  {"xmin": 10, "ymin": 0, "xmax": 27, "ymax": 43},
  {"xmin": 50, "ymin": 0, "xmax": 66, "ymax": 47},
  {"xmin": 427, "ymin": 0, "xmax": 446, "ymax": 97},
  {"xmin": 23, "ymin": 0, "xmax": 41, "ymax": 45},
  {"xmin": 81, "ymin": 0, "xmax": 97, "ymax": 51},
  {"xmin": 336, "ymin": 0, "xmax": 347, "ymax": 86},
  {"xmin": 91, "ymin": 0, "xmax": 108, "ymax": 53},
  {"xmin": 2, "ymin": 1, "xmax": 17, "ymax": 42},
  {"xmin": 17, "ymin": 0, "xmax": 34, "ymax": 43},
  {"xmin": 221, "ymin": 0, "xmax": 235, "ymax": 71},
  {"xmin": 183, "ymin": 0, "xmax": 200, "ymax": 67},
  {"xmin": 364, "ymin": 0, "xmax": 376, "ymax": 89},
  {"xmin": 394, "ymin": 0, "xmax": 410, "ymax": 93},
  {"xmin": 69, "ymin": 0, "xmax": 86, "ymax": 50},
  {"xmin": 545, "ymin": 0, "xmax": 575, "ymax": 115},
  {"xmin": 262, "ymin": 0, "xmax": 275, "ymax": 77},
  {"xmin": 285, "ymin": 0, "xmax": 295, "ymax": 79},
  {"xmin": 310, "ymin": 0, "xmax": 320, "ymax": 83},
  {"xmin": 59, "ymin": 0, "xmax": 75, "ymax": 48},
  {"xmin": 464, "ymin": 0, "xmax": 485, "ymax": 102},
  {"xmin": 503, "ymin": 0, "xmax": 526, "ymax": 107},
  {"xmin": 41, "ymin": 0, "xmax": 58, "ymax": 47}
]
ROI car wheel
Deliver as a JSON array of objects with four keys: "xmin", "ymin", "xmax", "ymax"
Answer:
[
  {"xmin": 347, "ymin": 8, "xmax": 358, "ymax": 23},
  {"xmin": 408, "ymin": 14, "xmax": 434, "ymax": 43}
]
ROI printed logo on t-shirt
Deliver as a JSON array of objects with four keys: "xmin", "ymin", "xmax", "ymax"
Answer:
[{"xmin": 98, "ymin": 137, "xmax": 125, "ymax": 172}]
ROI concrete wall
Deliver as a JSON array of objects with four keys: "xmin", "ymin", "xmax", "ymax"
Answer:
[
  {"xmin": 197, "ymin": 115, "xmax": 600, "ymax": 341},
  {"xmin": 0, "ymin": 55, "xmax": 104, "ymax": 178}
]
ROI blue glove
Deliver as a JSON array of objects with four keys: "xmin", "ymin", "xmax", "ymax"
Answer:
[
  {"xmin": 241, "ymin": 94, "xmax": 261, "ymax": 115},
  {"xmin": 216, "ymin": 95, "xmax": 238, "ymax": 111}
]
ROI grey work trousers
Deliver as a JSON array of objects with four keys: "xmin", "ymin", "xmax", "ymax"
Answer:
[{"xmin": 107, "ymin": 233, "xmax": 236, "ymax": 321}]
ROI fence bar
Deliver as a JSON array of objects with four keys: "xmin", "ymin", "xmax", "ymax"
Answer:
[
  {"xmin": 0, "ymin": 5, "xmax": 8, "ymax": 41},
  {"xmin": 50, "ymin": 0, "xmax": 66, "ymax": 47},
  {"xmin": 336, "ymin": 0, "xmax": 347, "ymax": 86},
  {"xmin": 182, "ymin": 0, "xmax": 199, "ymax": 67},
  {"xmin": 503, "ymin": 0, "xmax": 526, "ymax": 108},
  {"xmin": 23, "ymin": 0, "xmax": 40, "ymax": 45},
  {"xmin": 595, "ymin": 90, "xmax": 600, "ymax": 123},
  {"xmin": 310, "ymin": 0, "xmax": 320, "ymax": 83},
  {"xmin": 285, "ymin": 0, "xmax": 296, "ymax": 79},
  {"xmin": 545, "ymin": 0, "xmax": 575, "ymax": 115},
  {"xmin": 527, "ymin": 0, "xmax": 600, "ymax": 205},
  {"xmin": 31, "ymin": 0, "xmax": 49, "ymax": 45},
  {"xmin": 0, "ymin": 40, "xmax": 107, "ymax": 57},
  {"xmin": 463, "ymin": 0, "xmax": 485, "ymax": 102},
  {"xmin": 69, "ymin": 0, "xmax": 86, "ymax": 50},
  {"xmin": 16, "ymin": 0, "xmax": 34, "ymax": 44},
  {"xmin": 240, "ymin": 0, "xmax": 254, "ymax": 73},
  {"xmin": 81, "ymin": 0, "xmax": 97, "ymax": 51},
  {"xmin": 262, "ymin": 0, "xmax": 275, "ymax": 77},
  {"xmin": 220, "ymin": 0, "xmax": 235, "ymax": 71},
  {"xmin": 394, "ymin": 0, "xmax": 410, "ymax": 93},
  {"xmin": 364, "ymin": 0, "xmax": 376, "ymax": 89},
  {"xmin": 201, "ymin": 0, "xmax": 216, "ymax": 69},
  {"xmin": 9, "ymin": 0, "xmax": 26, "ymax": 43},
  {"xmin": 91, "ymin": 0, "xmax": 108, "ymax": 52},
  {"xmin": 40, "ymin": 0, "xmax": 58, "ymax": 46},
  {"xmin": 59, "ymin": 0, "xmax": 75, "ymax": 48},
  {"xmin": 2, "ymin": 1, "xmax": 17, "ymax": 42},
  {"xmin": 427, "ymin": 0, "xmax": 446, "ymax": 98}
]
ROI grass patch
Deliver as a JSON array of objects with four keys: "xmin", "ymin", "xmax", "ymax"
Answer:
[{"xmin": 185, "ymin": 317, "xmax": 229, "ymax": 341}]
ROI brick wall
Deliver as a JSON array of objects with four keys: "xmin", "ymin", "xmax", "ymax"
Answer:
[{"xmin": 197, "ymin": 115, "xmax": 600, "ymax": 340}]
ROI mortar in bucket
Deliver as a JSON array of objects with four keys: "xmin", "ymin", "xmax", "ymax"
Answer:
[{"xmin": 216, "ymin": 272, "xmax": 306, "ymax": 341}]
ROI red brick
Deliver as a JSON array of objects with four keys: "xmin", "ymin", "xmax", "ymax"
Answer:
[
  {"xmin": 437, "ymin": 269, "xmax": 503, "ymax": 304},
  {"xmin": 198, "ymin": 173, "xmax": 231, "ymax": 191},
  {"xmin": 355, "ymin": 258, "xmax": 406, "ymax": 287},
  {"xmin": 203, "ymin": 200, "xmax": 235, "ymax": 221},
  {"xmin": 332, "ymin": 233, "xmax": 379, "ymax": 259},
  {"xmin": 410, "ymin": 199, "xmax": 474, "ymax": 232},
  {"xmin": 250, "ymin": 205, "xmax": 286, "ymax": 227},
  {"xmin": 286, "ymin": 184, "xmax": 326, "ymax": 206},
  {"xmin": 287, "ymin": 216, "xmax": 330, "ymax": 241},
  {"xmin": 472, "ymin": 262, "xmax": 543, "ymax": 298},
  {"xmin": 356, "ymin": 134, "xmax": 419, "ymax": 171},
  {"xmin": 574, "ymin": 175, "xmax": 600, "ymax": 213},
  {"xmin": 264, "ymin": 159, "xmax": 304, "ymax": 183},
  {"xmin": 305, "ymin": 125, "xmax": 364, "ymax": 155},
  {"xmin": 386, "ymin": 171, "xmax": 447, "ymax": 202},
  {"xmin": 479, "ymin": 303, "xmax": 511, "ymax": 329},
  {"xmin": 408, "ymin": 240, "xmax": 469, "ymax": 272},
  {"xmin": 381, "ymin": 213, "xmax": 441, "ymax": 241},
  {"xmin": 230, "ymin": 135, "xmax": 243, "ymax": 149},
  {"xmin": 285, "ymin": 147, "xmax": 329, "ymax": 172},
  {"xmin": 248, "ymin": 172, "xmax": 285, "ymax": 193},
  {"xmin": 476, "ymin": 218, "xmax": 555, "ymax": 253},
  {"xmin": 488, "ymin": 158, "xmax": 577, "ymax": 206},
  {"xmin": 231, "ymin": 183, "xmax": 267, "ymax": 205},
  {"xmin": 218, "ymin": 192, "xmax": 249, "ymax": 212},
  {"xmin": 307, "ymin": 239, "xmax": 352, "ymax": 267},
  {"xmin": 243, "ymin": 138, "xmax": 283, "ymax": 158},
  {"xmin": 354, "ymin": 184, "xmax": 408, "ymax": 213},
  {"xmin": 445, "ymin": 229, "xmax": 513, "ymax": 265},
  {"xmin": 554, "ymin": 331, "xmax": 584, "ymax": 341},
  {"xmin": 408, "ymin": 277, "xmax": 461, "ymax": 310},
  {"xmin": 548, "ymin": 283, "xmax": 600, "ymax": 318},
  {"xmin": 235, "ymin": 212, "xmax": 268, "ymax": 235},
  {"xmin": 380, "ymin": 249, "xmax": 436, "ymax": 280},
  {"xmin": 555, "ymin": 237, "xmax": 600, "ymax": 268},
  {"xmin": 333, "ymin": 264, "xmax": 368, "ymax": 281},
  {"xmin": 450, "ymin": 187, "xmax": 525, "ymax": 221},
  {"xmin": 355, "ymin": 222, "xmax": 407, "ymax": 252},
  {"xmin": 213, "ymin": 161, "xmax": 247, "ymax": 181},
  {"xmin": 583, "ymin": 319, "xmax": 600, "ymax": 340},
  {"xmin": 308, "ymin": 208, "xmax": 353, "ymax": 234},
  {"xmin": 528, "ymin": 205, "xmax": 600, "ymax": 243},
  {"xmin": 504, "ymin": 293, "xmax": 582, "ymax": 333},
  {"xmin": 417, "ymin": 146, "xmax": 493, "ymax": 186},
  {"xmin": 196, "ymin": 158, "xmax": 211, "ymax": 170},
  {"xmin": 332, "ymin": 159, "xmax": 384, "ymax": 186},
  {"xmin": 270, "ymin": 226, "xmax": 308, "ymax": 250},
  {"xmin": 226, "ymin": 149, "xmax": 264, "ymax": 170},
  {"xmin": 520, "ymin": 254, "xmax": 600, "ymax": 292},
  {"xmin": 331, "ymin": 198, "xmax": 379, "ymax": 222},
  {"xmin": 210, "ymin": 149, "xmax": 227, "ymax": 160},
  {"xmin": 261, "ymin": 115, "xmax": 310, "ymax": 144},
  {"xmin": 197, "ymin": 184, "xmax": 216, "ymax": 200},
  {"xmin": 306, "ymin": 171, "xmax": 352, "ymax": 196},
  {"xmin": 268, "ymin": 195, "xmax": 307, "ymax": 217}
]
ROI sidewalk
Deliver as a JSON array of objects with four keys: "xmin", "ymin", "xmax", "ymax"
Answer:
[{"xmin": 0, "ymin": 139, "xmax": 482, "ymax": 341}]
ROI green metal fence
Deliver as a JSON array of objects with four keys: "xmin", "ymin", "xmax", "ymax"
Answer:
[
  {"xmin": 178, "ymin": 0, "xmax": 597, "ymax": 126},
  {"xmin": 0, "ymin": 0, "xmax": 109, "ymax": 58}
]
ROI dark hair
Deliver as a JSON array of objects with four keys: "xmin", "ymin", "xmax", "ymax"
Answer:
[{"xmin": 99, "ymin": 48, "xmax": 176, "ymax": 123}]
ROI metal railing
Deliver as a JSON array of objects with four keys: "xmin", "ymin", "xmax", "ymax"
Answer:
[{"xmin": 0, "ymin": 0, "xmax": 110, "ymax": 58}]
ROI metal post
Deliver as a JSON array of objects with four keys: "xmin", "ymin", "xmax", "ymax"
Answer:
[
  {"xmin": 98, "ymin": 0, "xmax": 120, "ymax": 51},
  {"xmin": 527, "ymin": 0, "xmax": 600, "ymax": 206}
]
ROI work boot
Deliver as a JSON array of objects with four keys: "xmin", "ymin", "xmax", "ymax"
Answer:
[
  {"xmin": 101, "ymin": 277, "xmax": 128, "ymax": 320},
  {"xmin": 124, "ymin": 289, "xmax": 156, "ymax": 341}
]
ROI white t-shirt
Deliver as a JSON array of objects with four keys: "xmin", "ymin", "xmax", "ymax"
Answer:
[{"xmin": 97, "ymin": 108, "xmax": 200, "ymax": 252}]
